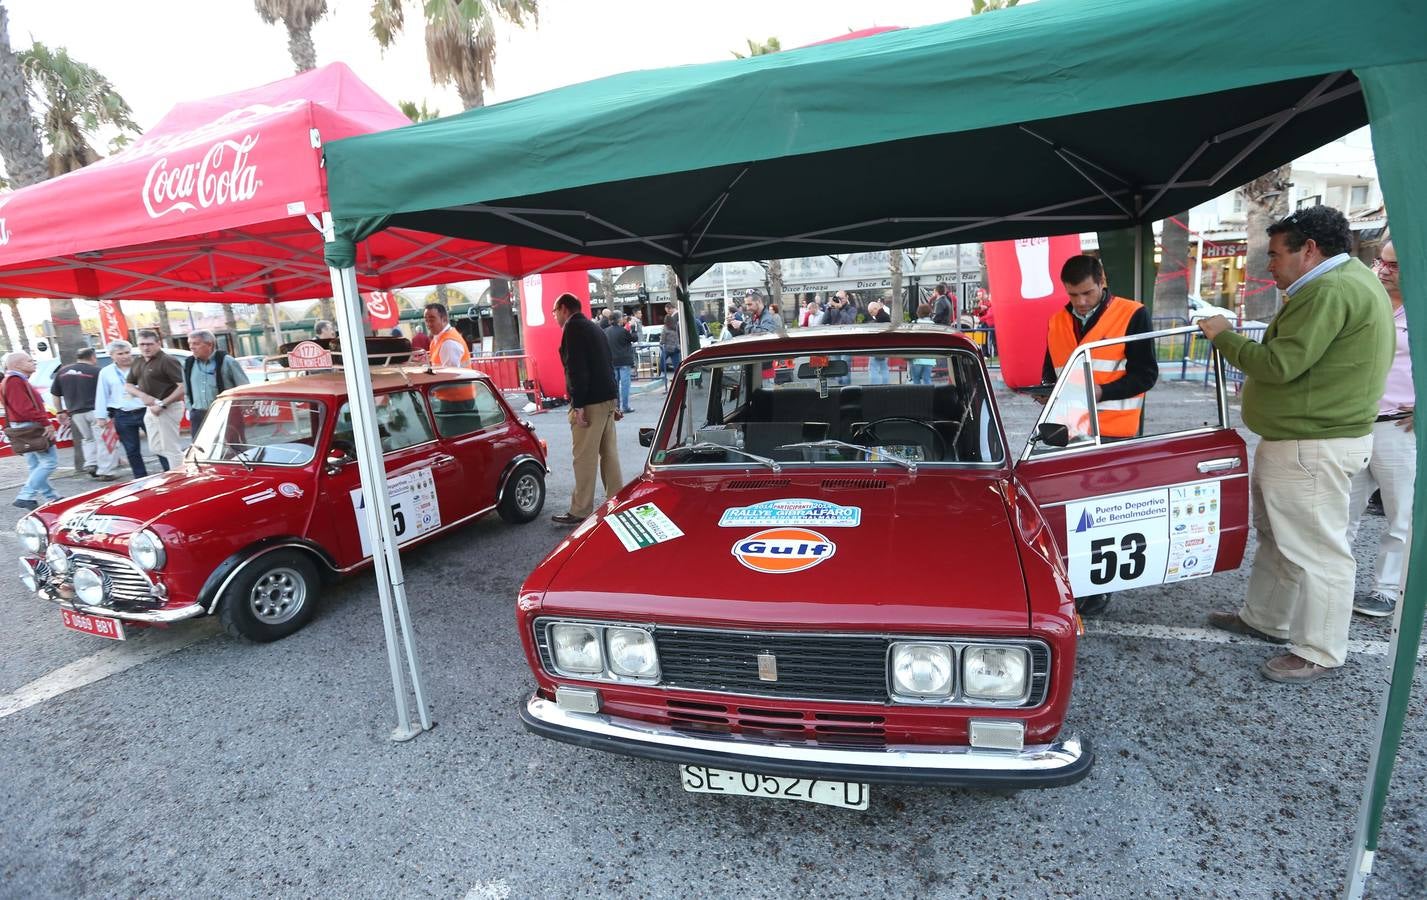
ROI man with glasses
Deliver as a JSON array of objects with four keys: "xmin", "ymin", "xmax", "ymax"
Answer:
[
  {"xmin": 95, "ymin": 340, "xmax": 145, "ymax": 478},
  {"xmin": 182, "ymin": 330, "xmax": 245, "ymax": 438},
  {"xmin": 125, "ymin": 330, "xmax": 185, "ymax": 471},
  {"xmin": 549, "ymin": 293, "xmax": 623, "ymax": 526},
  {"xmin": 1199, "ymin": 206, "xmax": 1393, "ymax": 683},
  {"xmin": 1344, "ymin": 240, "xmax": 1412, "ymax": 619}
]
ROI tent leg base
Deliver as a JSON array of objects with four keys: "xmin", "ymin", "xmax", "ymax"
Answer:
[{"xmin": 390, "ymin": 720, "xmax": 435, "ymax": 743}]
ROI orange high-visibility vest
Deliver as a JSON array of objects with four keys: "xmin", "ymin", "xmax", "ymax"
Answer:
[
  {"xmin": 428, "ymin": 325, "xmax": 475, "ymax": 402},
  {"xmin": 1047, "ymin": 296, "xmax": 1145, "ymax": 438}
]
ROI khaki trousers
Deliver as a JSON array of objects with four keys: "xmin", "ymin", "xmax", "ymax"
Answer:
[
  {"xmin": 1239, "ymin": 436, "xmax": 1373, "ymax": 668},
  {"xmin": 567, "ymin": 399, "xmax": 624, "ymax": 517},
  {"xmin": 144, "ymin": 403, "xmax": 186, "ymax": 471},
  {"xmin": 1347, "ymin": 419, "xmax": 1416, "ymax": 601}
]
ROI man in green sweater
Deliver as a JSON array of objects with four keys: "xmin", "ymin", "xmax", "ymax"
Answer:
[{"xmin": 1198, "ymin": 205, "xmax": 1393, "ymax": 684}]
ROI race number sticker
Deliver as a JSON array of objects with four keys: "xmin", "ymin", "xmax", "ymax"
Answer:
[
  {"xmin": 606, "ymin": 503, "xmax": 684, "ymax": 551},
  {"xmin": 350, "ymin": 467, "xmax": 441, "ymax": 557},
  {"xmin": 1064, "ymin": 480, "xmax": 1221, "ymax": 596}
]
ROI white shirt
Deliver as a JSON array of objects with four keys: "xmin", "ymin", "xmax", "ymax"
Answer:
[
  {"xmin": 433, "ymin": 326, "xmax": 466, "ymax": 367},
  {"xmin": 1285, "ymin": 252, "xmax": 1350, "ymax": 297},
  {"xmin": 94, "ymin": 363, "xmax": 146, "ymax": 417}
]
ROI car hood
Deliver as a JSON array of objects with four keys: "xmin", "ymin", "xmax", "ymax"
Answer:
[
  {"xmin": 537, "ymin": 471, "xmax": 1031, "ymax": 633},
  {"xmin": 46, "ymin": 467, "xmax": 293, "ymax": 549}
]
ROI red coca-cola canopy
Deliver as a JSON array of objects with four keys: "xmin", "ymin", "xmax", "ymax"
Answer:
[{"xmin": 0, "ymin": 63, "xmax": 623, "ymax": 303}]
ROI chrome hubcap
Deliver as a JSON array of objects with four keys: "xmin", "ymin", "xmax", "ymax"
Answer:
[
  {"xmin": 514, "ymin": 473, "xmax": 540, "ymax": 512},
  {"xmin": 249, "ymin": 567, "xmax": 306, "ymax": 624}
]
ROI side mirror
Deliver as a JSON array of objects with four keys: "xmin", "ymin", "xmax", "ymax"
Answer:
[
  {"xmin": 325, "ymin": 446, "xmax": 354, "ymax": 474},
  {"xmin": 1035, "ymin": 423, "xmax": 1070, "ymax": 448},
  {"xmin": 638, "ymin": 428, "xmax": 655, "ymax": 447}
]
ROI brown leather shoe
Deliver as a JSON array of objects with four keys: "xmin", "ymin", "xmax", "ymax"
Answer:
[
  {"xmin": 551, "ymin": 513, "xmax": 584, "ymax": 526},
  {"xmin": 1207, "ymin": 611, "xmax": 1288, "ymax": 644},
  {"xmin": 1260, "ymin": 653, "xmax": 1337, "ymax": 683}
]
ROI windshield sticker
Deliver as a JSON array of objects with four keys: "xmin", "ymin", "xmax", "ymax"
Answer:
[
  {"xmin": 243, "ymin": 488, "xmax": 277, "ymax": 505},
  {"xmin": 606, "ymin": 502, "xmax": 684, "ymax": 552},
  {"xmin": 350, "ymin": 467, "xmax": 440, "ymax": 557},
  {"xmin": 732, "ymin": 528, "xmax": 836, "ymax": 574},
  {"xmin": 719, "ymin": 498, "xmax": 861, "ymax": 528},
  {"xmin": 1063, "ymin": 479, "xmax": 1221, "ymax": 596}
]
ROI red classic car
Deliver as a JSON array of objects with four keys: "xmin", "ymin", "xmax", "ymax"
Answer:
[
  {"xmin": 518, "ymin": 323, "xmax": 1247, "ymax": 804},
  {"xmin": 17, "ymin": 368, "xmax": 548, "ymax": 642}
]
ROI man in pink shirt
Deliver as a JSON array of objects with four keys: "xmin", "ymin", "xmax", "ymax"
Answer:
[{"xmin": 1347, "ymin": 239, "xmax": 1412, "ymax": 617}]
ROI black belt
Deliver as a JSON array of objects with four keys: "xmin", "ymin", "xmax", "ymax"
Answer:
[{"xmin": 1376, "ymin": 412, "xmax": 1411, "ymax": 422}]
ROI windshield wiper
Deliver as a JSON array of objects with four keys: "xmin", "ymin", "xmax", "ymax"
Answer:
[
  {"xmin": 777, "ymin": 439, "xmax": 916, "ymax": 472},
  {"xmin": 669, "ymin": 441, "xmax": 781, "ymax": 472}
]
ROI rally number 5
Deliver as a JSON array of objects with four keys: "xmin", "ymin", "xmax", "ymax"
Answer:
[
  {"xmin": 390, "ymin": 502, "xmax": 407, "ymax": 536},
  {"xmin": 1088, "ymin": 533, "xmax": 1148, "ymax": 585}
]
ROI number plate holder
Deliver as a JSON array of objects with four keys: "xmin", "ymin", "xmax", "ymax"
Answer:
[{"xmin": 679, "ymin": 765, "xmax": 868, "ymax": 809}]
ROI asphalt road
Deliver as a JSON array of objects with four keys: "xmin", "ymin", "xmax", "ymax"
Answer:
[{"xmin": 0, "ymin": 375, "xmax": 1422, "ymax": 899}]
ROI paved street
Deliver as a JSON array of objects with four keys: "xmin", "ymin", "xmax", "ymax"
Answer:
[{"xmin": 0, "ymin": 376, "xmax": 1423, "ymax": 899}]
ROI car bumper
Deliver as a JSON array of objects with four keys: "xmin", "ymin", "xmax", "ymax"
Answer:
[
  {"xmin": 521, "ymin": 693, "xmax": 1092, "ymax": 788},
  {"xmin": 36, "ymin": 591, "xmax": 207, "ymax": 623}
]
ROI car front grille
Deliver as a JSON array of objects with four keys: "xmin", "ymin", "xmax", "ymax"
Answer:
[
  {"xmin": 535, "ymin": 620, "xmax": 1050, "ymax": 707},
  {"xmin": 70, "ymin": 549, "xmax": 158, "ymax": 607}
]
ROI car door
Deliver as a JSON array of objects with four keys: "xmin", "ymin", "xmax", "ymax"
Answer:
[
  {"xmin": 1014, "ymin": 325, "xmax": 1249, "ymax": 598},
  {"xmin": 318, "ymin": 389, "xmax": 467, "ymax": 565},
  {"xmin": 427, "ymin": 377, "xmax": 506, "ymax": 517}
]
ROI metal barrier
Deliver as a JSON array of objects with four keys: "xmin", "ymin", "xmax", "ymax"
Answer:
[{"xmin": 470, "ymin": 354, "xmax": 528, "ymax": 394}]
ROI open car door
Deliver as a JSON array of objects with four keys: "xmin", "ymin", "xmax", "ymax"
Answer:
[{"xmin": 1014, "ymin": 326, "xmax": 1249, "ymax": 598}]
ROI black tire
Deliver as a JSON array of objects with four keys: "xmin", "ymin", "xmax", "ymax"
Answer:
[
  {"xmin": 498, "ymin": 464, "xmax": 546, "ymax": 524},
  {"xmin": 219, "ymin": 550, "xmax": 320, "ymax": 642}
]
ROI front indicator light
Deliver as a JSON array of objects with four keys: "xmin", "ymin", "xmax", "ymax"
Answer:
[
  {"xmin": 73, "ymin": 567, "xmax": 106, "ymax": 606},
  {"xmin": 963, "ymin": 646, "xmax": 1030, "ymax": 701},
  {"xmin": 550, "ymin": 623, "xmax": 603, "ymax": 674},
  {"xmin": 20, "ymin": 559, "xmax": 38, "ymax": 592},
  {"xmin": 605, "ymin": 627, "xmax": 659, "ymax": 678},
  {"xmin": 45, "ymin": 544, "xmax": 71, "ymax": 576},
  {"xmin": 890, "ymin": 642, "xmax": 954, "ymax": 698}
]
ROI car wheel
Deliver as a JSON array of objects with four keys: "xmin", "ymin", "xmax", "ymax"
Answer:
[
  {"xmin": 219, "ymin": 550, "xmax": 320, "ymax": 642},
  {"xmin": 498, "ymin": 464, "xmax": 546, "ymax": 524}
]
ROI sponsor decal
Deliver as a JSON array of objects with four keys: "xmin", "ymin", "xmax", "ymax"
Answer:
[
  {"xmin": 364, "ymin": 291, "xmax": 399, "ymax": 330},
  {"xmin": 731, "ymin": 528, "xmax": 836, "ymax": 574},
  {"xmin": 606, "ymin": 502, "xmax": 683, "ymax": 551},
  {"xmin": 143, "ymin": 133, "xmax": 260, "ymax": 219},
  {"xmin": 718, "ymin": 498, "xmax": 861, "ymax": 528},
  {"xmin": 243, "ymin": 488, "xmax": 277, "ymax": 505},
  {"xmin": 278, "ymin": 482, "xmax": 304, "ymax": 499},
  {"xmin": 287, "ymin": 341, "xmax": 333, "ymax": 369}
]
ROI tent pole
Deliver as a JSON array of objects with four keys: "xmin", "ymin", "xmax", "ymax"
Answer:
[
  {"xmin": 321, "ymin": 215, "xmax": 433, "ymax": 742},
  {"xmin": 675, "ymin": 265, "xmax": 696, "ymax": 362}
]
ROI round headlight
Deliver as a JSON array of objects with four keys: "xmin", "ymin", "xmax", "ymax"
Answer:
[
  {"xmin": 19, "ymin": 559, "xmax": 38, "ymax": 592},
  {"xmin": 73, "ymin": 566, "xmax": 106, "ymax": 606},
  {"xmin": 550, "ymin": 623, "xmax": 603, "ymax": 674},
  {"xmin": 962, "ymin": 646, "xmax": 1030, "ymax": 701},
  {"xmin": 891, "ymin": 642, "xmax": 954, "ymax": 698},
  {"xmin": 16, "ymin": 516, "xmax": 47, "ymax": 555},
  {"xmin": 128, "ymin": 529, "xmax": 166, "ymax": 571},
  {"xmin": 605, "ymin": 627, "xmax": 659, "ymax": 678},
  {"xmin": 45, "ymin": 543, "xmax": 71, "ymax": 576}
]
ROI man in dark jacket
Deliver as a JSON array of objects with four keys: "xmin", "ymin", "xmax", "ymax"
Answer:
[
  {"xmin": 552, "ymin": 293, "xmax": 624, "ymax": 525},
  {"xmin": 51, "ymin": 347, "xmax": 102, "ymax": 475},
  {"xmin": 605, "ymin": 309, "xmax": 637, "ymax": 414}
]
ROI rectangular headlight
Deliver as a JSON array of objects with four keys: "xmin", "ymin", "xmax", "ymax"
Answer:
[
  {"xmin": 889, "ymin": 642, "xmax": 954, "ymax": 698},
  {"xmin": 605, "ymin": 627, "xmax": 659, "ymax": 678},
  {"xmin": 550, "ymin": 623, "xmax": 603, "ymax": 674},
  {"xmin": 962, "ymin": 646, "xmax": 1030, "ymax": 701}
]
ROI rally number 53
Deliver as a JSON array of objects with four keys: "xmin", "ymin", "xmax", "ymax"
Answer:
[{"xmin": 1088, "ymin": 533, "xmax": 1147, "ymax": 586}]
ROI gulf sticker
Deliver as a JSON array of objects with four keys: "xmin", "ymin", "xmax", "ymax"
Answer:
[{"xmin": 731, "ymin": 528, "xmax": 836, "ymax": 574}]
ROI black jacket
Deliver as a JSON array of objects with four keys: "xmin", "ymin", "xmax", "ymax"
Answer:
[
  {"xmin": 1040, "ymin": 292, "xmax": 1158, "ymax": 402},
  {"xmin": 560, "ymin": 313, "xmax": 618, "ymax": 407},
  {"xmin": 50, "ymin": 361, "xmax": 101, "ymax": 413},
  {"xmin": 606, "ymin": 324, "xmax": 637, "ymax": 367}
]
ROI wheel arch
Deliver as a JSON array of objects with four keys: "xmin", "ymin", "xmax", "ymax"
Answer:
[
  {"xmin": 199, "ymin": 537, "xmax": 339, "ymax": 614},
  {"xmin": 496, "ymin": 453, "xmax": 548, "ymax": 507}
]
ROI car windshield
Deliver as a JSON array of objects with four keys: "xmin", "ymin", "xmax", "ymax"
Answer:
[
  {"xmin": 655, "ymin": 348, "xmax": 1004, "ymax": 467},
  {"xmin": 192, "ymin": 397, "xmax": 323, "ymax": 467}
]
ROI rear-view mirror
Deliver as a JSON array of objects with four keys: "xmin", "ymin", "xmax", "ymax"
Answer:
[
  {"xmin": 1035, "ymin": 423, "xmax": 1070, "ymax": 448},
  {"xmin": 796, "ymin": 359, "xmax": 849, "ymax": 379},
  {"xmin": 638, "ymin": 427, "xmax": 655, "ymax": 447}
]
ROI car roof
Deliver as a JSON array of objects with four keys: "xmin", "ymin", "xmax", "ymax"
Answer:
[
  {"xmin": 687, "ymin": 323, "xmax": 981, "ymax": 362},
  {"xmin": 221, "ymin": 366, "xmax": 488, "ymax": 400}
]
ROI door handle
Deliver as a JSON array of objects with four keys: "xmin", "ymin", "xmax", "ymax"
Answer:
[
  {"xmin": 433, "ymin": 453, "xmax": 457, "ymax": 468},
  {"xmin": 1197, "ymin": 457, "xmax": 1241, "ymax": 474}
]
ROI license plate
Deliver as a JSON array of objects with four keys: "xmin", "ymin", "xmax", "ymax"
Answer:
[
  {"xmin": 679, "ymin": 765, "xmax": 868, "ymax": 809},
  {"xmin": 60, "ymin": 609, "xmax": 126, "ymax": 640}
]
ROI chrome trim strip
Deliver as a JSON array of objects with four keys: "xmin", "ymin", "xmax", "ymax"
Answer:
[
  {"xmin": 38, "ymin": 592, "xmax": 205, "ymax": 623},
  {"xmin": 1032, "ymin": 471, "xmax": 1247, "ymax": 509},
  {"xmin": 525, "ymin": 694, "xmax": 1087, "ymax": 776}
]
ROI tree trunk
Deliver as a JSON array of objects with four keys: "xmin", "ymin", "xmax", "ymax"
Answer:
[
  {"xmin": 888, "ymin": 250, "xmax": 904, "ymax": 322},
  {"xmin": 768, "ymin": 259, "xmax": 784, "ymax": 322},
  {"xmin": 0, "ymin": 305, "xmax": 11, "ymax": 352},
  {"xmin": 49, "ymin": 297, "xmax": 86, "ymax": 362},
  {"xmin": 600, "ymin": 269, "xmax": 617, "ymax": 306},
  {"xmin": 154, "ymin": 300, "xmax": 173, "ymax": 338},
  {"xmin": 287, "ymin": 23, "xmax": 317, "ymax": 72},
  {"xmin": 4, "ymin": 298, "xmax": 27, "ymax": 352},
  {"xmin": 0, "ymin": 3, "xmax": 47, "ymax": 189},
  {"xmin": 319, "ymin": 296, "xmax": 336, "ymax": 325},
  {"xmin": 490, "ymin": 279, "xmax": 519, "ymax": 351},
  {"xmin": 223, "ymin": 304, "xmax": 240, "ymax": 352},
  {"xmin": 1241, "ymin": 165, "xmax": 1292, "ymax": 322},
  {"xmin": 1155, "ymin": 212, "xmax": 1191, "ymax": 318},
  {"xmin": 458, "ymin": 80, "xmax": 485, "ymax": 112}
]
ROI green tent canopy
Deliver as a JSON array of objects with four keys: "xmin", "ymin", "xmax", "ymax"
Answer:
[{"xmin": 322, "ymin": 0, "xmax": 1427, "ymax": 894}]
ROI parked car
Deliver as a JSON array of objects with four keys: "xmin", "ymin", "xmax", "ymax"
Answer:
[
  {"xmin": 517, "ymin": 323, "xmax": 1248, "ymax": 804},
  {"xmin": 237, "ymin": 355, "xmax": 267, "ymax": 384},
  {"xmin": 17, "ymin": 368, "xmax": 548, "ymax": 642},
  {"xmin": 1187, "ymin": 295, "xmax": 1266, "ymax": 329}
]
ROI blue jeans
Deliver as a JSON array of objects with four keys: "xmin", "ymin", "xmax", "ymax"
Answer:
[
  {"xmin": 19, "ymin": 444, "xmax": 59, "ymax": 501},
  {"xmin": 869, "ymin": 357, "xmax": 890, "ymax": 384},
  {"xmin": 911, "ymin": 363, "xmax": 933, "ymax": 384},
  {"xmin": 659, "ymin": 348, "xmax": 681, "ymax": 377},
  {"xmin": 114, "ymin": 407, "xmax": 149, "ymax": 477},
  {"xmin": 615, "ymin": 366, "xmax": 632, "ymax": 411}
]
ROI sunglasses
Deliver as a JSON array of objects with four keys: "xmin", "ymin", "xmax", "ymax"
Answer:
[{"xmin": 1373, "ymin": 259, "xmax": 1400, "ymax": 273}]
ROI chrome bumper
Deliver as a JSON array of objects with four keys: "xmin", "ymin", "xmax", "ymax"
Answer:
[
  {"xmin": 521, "ymin": 694, "xmax": 1092, "ymax": 788},
  {"xmin": 37, "ymin": 590, "xmax": 206, "ymax": 623}
]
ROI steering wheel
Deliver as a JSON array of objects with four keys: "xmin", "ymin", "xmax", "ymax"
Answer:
[{"xmin": 852, "ymin": 416, "xmax": 948, "ymax": 461}]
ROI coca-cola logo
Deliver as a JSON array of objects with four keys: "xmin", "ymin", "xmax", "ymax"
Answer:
[
  {"xmin": 365, "ymin": 292, "xmax": 394, "ymax": 319},
  {"xmin": 143, "ymin": 134, "xmax": 261, "ymax": 219},
  {"xmin": 0, "ymin": 193, "xmax": 12, "ymax": 247}
]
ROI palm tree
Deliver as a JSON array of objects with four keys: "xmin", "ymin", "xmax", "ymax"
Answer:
[
  {"xmin": 372, "ymin": 1, "xmax": 539, "ymax": 350},
  {"xmin": 1156, "ymin": 212, "xmax": 1191, "ymax": 315},
  {"xmin": 0, "ymin": 2, "xmax": 45, "ymax": 188},
  {"xmin": 970, "ymin": 0, "xmax": 1020, "ymax": 13},
  {"xmin": 3, "ymin": 300, "xmax": 26, "ymax": 352},
  {"xmin": 1240, "ymin": 165, "xmax": 1292, "ymax": 322},
  {"xmin": 253, "ymin": 1, "xmax": 328, "ymax": 73},
  {"xmin": 398, "ymin": 99, "xmax": 441, "ymax": 122},
  {"xmin": 732, "ymin": 37, "xmax": 781, "ymax": 59},
  {"xmin": 887, "ymin": 251, "xmax": 903, "ymax": 322}
]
